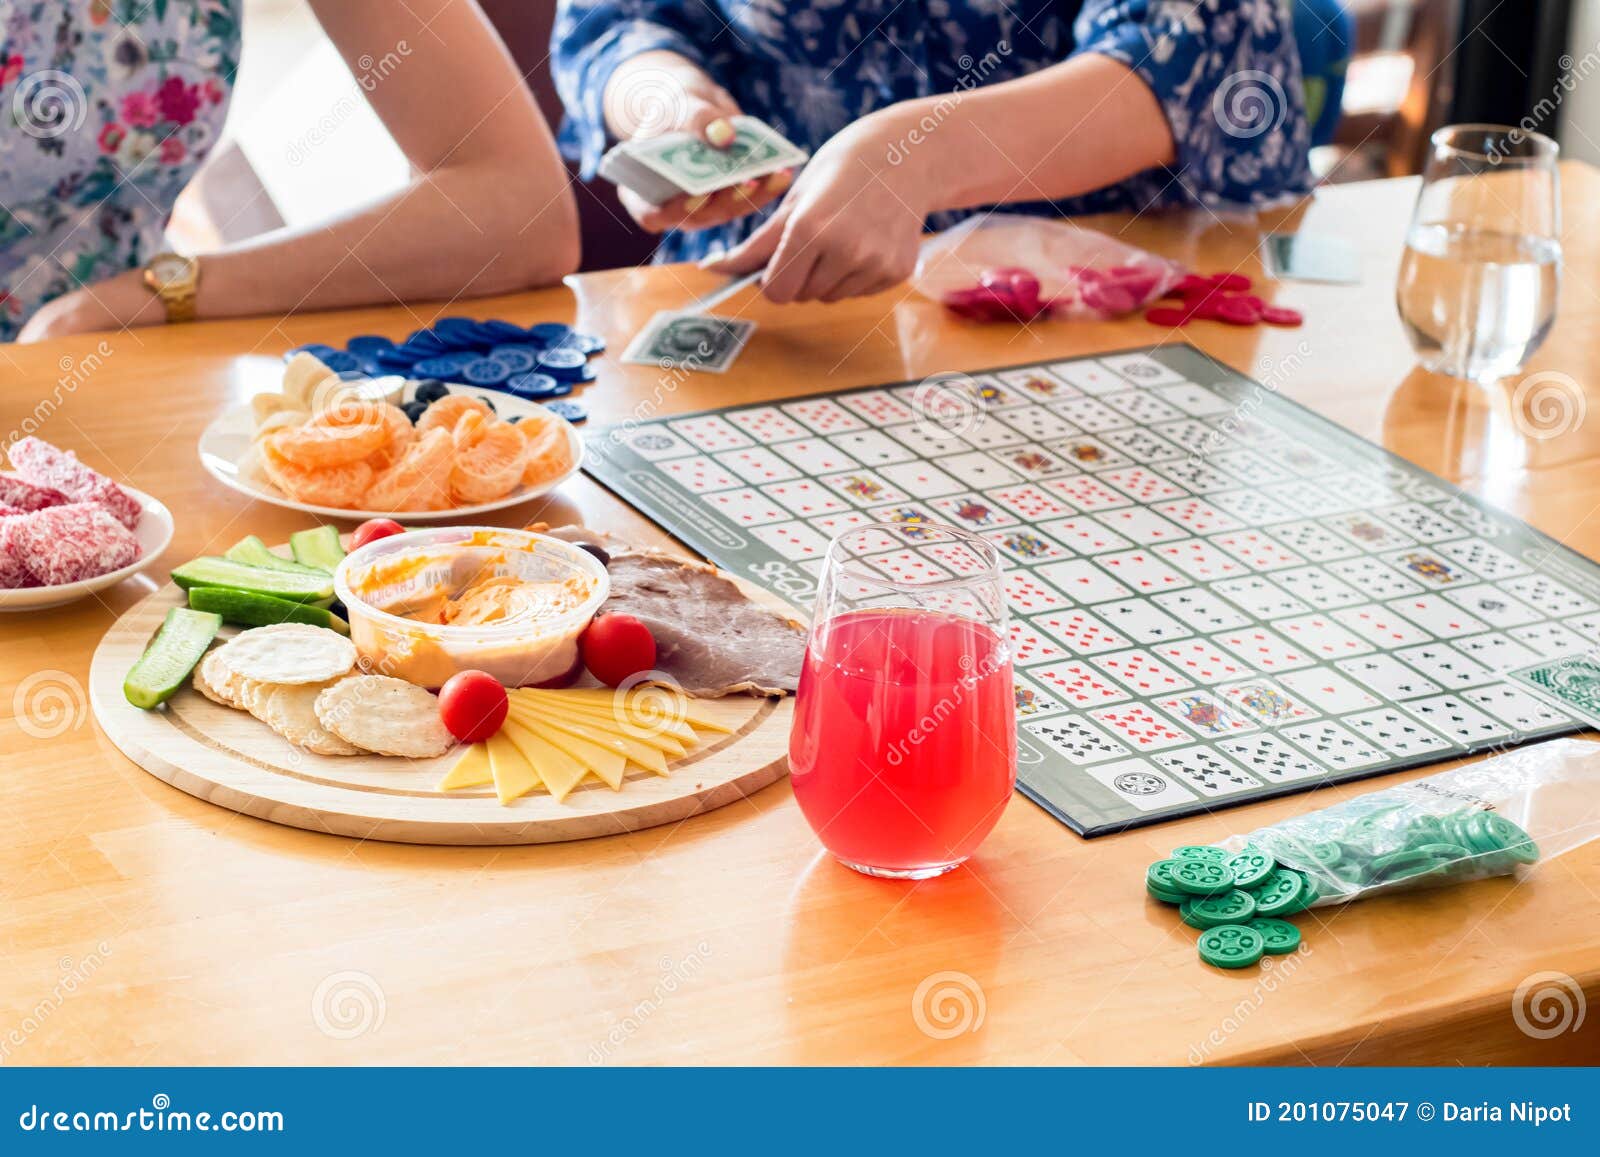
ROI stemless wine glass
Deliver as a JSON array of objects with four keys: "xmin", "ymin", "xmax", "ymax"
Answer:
[
  {"xmin": 788, "ymin": 523, "xmax": 1016, "ymax": 880},
  {"xmin": 1396, "ymin": 124, "xmax": 1561, "ymax": 383}
]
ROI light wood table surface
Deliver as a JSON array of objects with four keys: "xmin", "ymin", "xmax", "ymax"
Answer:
[{"xmin": 3, "ymin": 167, "xmax": 1599, "ymax": 1066}]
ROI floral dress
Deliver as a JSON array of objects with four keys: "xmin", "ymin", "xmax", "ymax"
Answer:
[
  {"xmin": 0, "ymin": 1, "xmax": 240, "ymax": 341},
  {"xmin": 553, "ymin": 0, "xmax": 1314, "ymax": 264}
]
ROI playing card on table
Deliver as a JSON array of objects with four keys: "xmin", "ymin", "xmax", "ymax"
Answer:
[
  {"xmin": 1211, "ymin": 575, "xmax": 1309, "ymax": 620},
  {"xmin": 998, "ymin": 443, "xmax": 1073, "ymax": 479},
  {"xmin": 1081, "ymin": 759, "xmax": 1200, "ymax": 809},
  {"xmin": 762, "ymin": 478, "xmax": 850, "ymax": 517},
  {"xmin": 1037, "ymin": 516, "xmax": 1131, "ymax": 555},
  {"xmin": 705, "ymin": 488, "xmax": 790, "ymax": 526},
  {"xmin": 986, "ymin": 527, "xmax": 1072, "ymax": 563},
  {"xmin": 670, "ymin": 414, "xmax": 754, "ymax": 452},
  {"xmin": 1153, "ymin": 419, "xmax": 1221, "ymax": 456},
  {"xmin": 881, "ymin": 419, "xmax": 973, "ymax": 458},
  {"xmin": 929, "ymin": 492, "xmax": 1016, "ymax": 529},
  {"xmin": 624, "ymin": 312, "xmax": 756, "ymax": 373},
  {"xmin": 1214, "ymin": 628, "xmax": 1315, "ymax": 672},
  {"xmin": 1094, "ymin": 506, "xmax": 1189, "ymax": 545},
  {"xmin": 1156, "ymin": 690, "xmax": 1257, "ymax": 737},
  {"xmin": 827, "ymin": 429, "xmax": 917, "ymax": 466},
  {"xmin": 1049, "ymin": 436, "xmax": 1130, "ymax": 472},
  {"xmin": 1034, "ymin": 559, "xmax": 1133, "ymax": 604},
  {"xmin": 660, "ymin": 455, "xmax": 741, "ymax": 493},
  {"xmin": 1153, "ymin": 746, "xmax": 1262, "ymax": 795},
  {"xmin": 1102, "ymin": 426, "xmax": 1186, "ymax": 462},
  {"xmin": 1014, "ymin": 677, "xmax": 1068, "ymax": 719},
  {"xmin": 1028, "ymin": 660, "xmax": 1131, "ymax": 707},
  {"xmin": 1003, "ymin": 571, "xmax": 1072, "ymax": 614},
  {"xmin": 817, "ymin": 469, "xmax": 908, "ymax": 508},
  {"xmin": 988, "ymin": 484, "xmax": 1073, "ymax": 521},
  {"xmin": 1209, "ymin": 450, "xmax": 1291, "ymax": 486},
  {"xmin": 1278, "ymin": 721, "xmax": 1387, "ymax": 771},
  {"xmin": 1043, "ymin": 474, "xmax": 1132, "ymax": 512},
  {"xmin": 1050, "ymin": 396, "xmax": 1128, "ymax": 432},
  {"xmin": 837, "ymin": 389, "xmax": 916, "ymax": 425},
  {"xmin": 1461, "ymin": 682, "xmax": 1573, "ymax": 731},
  {"xmin": 937, "ymin": 450, "xmax": 1022, "ymax": 489},
  {"xmin": 771, "ymin": 438, "xmax": 860, "ymax": 475},
  {"xmin": 1097, "ymin": 598, "xmax": 1193, "ymax": 644},
  {"xmin": 1088, "ymin": 703, "xmax": 1192, "ymax": 751},
  {"xmin": 749, "ymin": 521, "xmax": 830, "ymax": 561},
  {"xmin": 1392, "ymin": 643, "xmax": 1496, "ymax": 690},
  {"xmin": 1151, "ymin": 588, "xmax": 1252, "ymax": 633},
  {"xmin": 1216, "ymin": 734, "xmax": 1328, "ymax": 782},
  {"xmin": 1509, "ymin": 654, "xmax": 1600, "ymax": 725},
  {"xmin": 994, "ymin": 367, "xmax": 1076, "ymax": 401},
  {"xmin": 1508, "ymin": 621, "xmax": 1591, "ymax": 656},
  {"xmin": 1441, "ymin": 584, "xmax": 1540, "ymax": 628},
  {"xmin": 1217, "ymin": 678, "xmax": 1318, "ymax": 725},
  {"xmin": 601, "ymin": 114, "xmax": 808, "ymax": 200},
  {"xmin": 1091, "ymin": 648, "xmax": 1194, "ymax": 695},
  {"xmin": 1402, "ymin": 694, "xmax": 1513, "ymax": 744},
  {"xmin": 1093, "ymin": 548, "xmax": 1191, "ymax": 593},
  {"xmin": 1153, "ymin": 382, "xmax": 1233, "ymax": 417},
  {"xmin": 1385, "ymin": 594, "xmax": 1488, "ymax": 638},
  {"xmin": 1265, "ymin": 521, "xmax": 1360, "ymax": 563},
  {"xmin": 1155, "ymin": 458, "xmax": 1235, "ymax": 493},
  {"xmin": 1270, "ymin": 565, "xmax": 1365, "ymax": 610},
  {"xmin": 1451, "ymin": 631, "xmax": 1540, "ymax": 671},
  {"xmin": 1099, "ymin": 467, "xmax": 1189, "ymax": 504},
  {"xmin": 1273, "ymin": 614, "xmax": 1375, "ymax": 659},
  {"xmin": 1322, "ymin": 511, "xmax": 1414, "ymax": 552},
  {"xmin": 997, "ymin": 405, "xmax": 1082, "ymax": 442},
  {"xmin": 1022, "ymin": 715, "xmax": 1129, "ymax": 764},
  {"xmin": 1501, "ymin": 573, "xmax": 1598, "ymax": 616},
  {"xmin": 865, "ymin": 548, "xmax": 959, "ymax": 588},
  {"xmin": 1436, "ymin": 537, "xmax": 1533, "ymax": 581},
  {"xmin": 782, "ymin": 397, "xmax": 868, "ymax": 435},
  {"xmin": 1339, "ymin": 708, "xmax": 1454, "ymax": 757},
  {"xmin": 1047, "ymin": 360, "xmax": 1127, "ymax": 394},
  {"xmin": 1331, "ymin": 604, "xmax": 1432, "ymax": 648},
  {"xmin": 1382, "ymin": 548, "xmax": 1472, "ymax": 588},
  {"xmin": 878, "ymin": 460, "xmax": 965, "ymax": 498},
  {"xmin": 1102, "ymin": 390, "xmax": 1184, "ymax": 425},
  {"xmin": 1210, "ymin": 530, "xmax": 1305, "ymax": 572},
  {"xmin": 1276, "ymin": 666, "xmax": 1383, "ymax": 713},
  {"xmin": 1207, "ymin": 488, "xmax": 1296, "ymax": 525},
  {"xmin": 1152, "ymin": 638, "xmax": 1252, "ymax": 684},
  {"xmin": 1326, "ymin": 557, "xmax": 1422, "ymax": 600},
  {"xmin": 1374, "ymin": 502, "xmax": 1467, "ymax": 543},
  {"xmin": 1334, "ymin": 654, "xmax": 1442, "ymax": 700},
  {"xmin": 1153, "ymin": 497, "xmax": 1243, "ymax": 535}
]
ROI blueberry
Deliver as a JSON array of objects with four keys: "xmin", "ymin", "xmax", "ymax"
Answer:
[
  {"xmin": 505, "ymin": 414, "xmax": 521, "ymax": 424},
  {"xmin": 401, "ymin": 401, "xmax": 428, "ymax": 423},
  {"xmin": 413, "ymin": 379, "xmax": 451, "ymax": 403},
  {"xmin": 573, "ymin": 541, "xmax": 610, "ymax": 568}
]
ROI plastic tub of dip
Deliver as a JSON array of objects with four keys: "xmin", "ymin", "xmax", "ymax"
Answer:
[{"xmin": 334, "ymin": 526, "xmax": 609, "ymax": 689}]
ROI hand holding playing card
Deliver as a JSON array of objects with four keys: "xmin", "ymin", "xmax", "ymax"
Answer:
[
  {"xmin": 603, "ymin": 52, "xmax": 794, "ymax": 234},
  {"xmin": 702, "ymin": 115, "xmax": 928, "ymax": 303}
]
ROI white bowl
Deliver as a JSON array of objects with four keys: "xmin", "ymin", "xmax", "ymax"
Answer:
[
  {"xmin": 197, "ymin": 385, "xmax": 583, "ymax": 522},
  {"xmin": 0, "ymin": 484, "xmax": 175, "ymax": 612}
]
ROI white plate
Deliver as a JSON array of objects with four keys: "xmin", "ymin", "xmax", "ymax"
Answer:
[
  {"xmin": 197, "ymin": 384, "xmax": 584, "ymax": 522},
  {"xmin": 0, "ymin": 484, "xmax": 175, "ymax": 612}
]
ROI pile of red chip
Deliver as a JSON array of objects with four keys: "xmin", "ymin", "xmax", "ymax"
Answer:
[
  {"xmin": 942, "ymin": 264, "xmax": 1170, "ymax": 322},
  {"xmin": 1146, "ymin": 272, "xmax": 1303, "ymax": 328},
  {"xmin": 1, "ymin": 437, "xmax": 143, "ymax": 589}
]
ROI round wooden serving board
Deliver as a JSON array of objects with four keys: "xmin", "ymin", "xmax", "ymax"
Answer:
[{"xmin": 90, "ymin": 572, "xmax": 797, "ymax": 846}]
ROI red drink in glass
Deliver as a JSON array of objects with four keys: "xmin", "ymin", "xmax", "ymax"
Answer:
[{"xmin": 789, "ymin": 524, "xmax": 1015, "ymax": 879}]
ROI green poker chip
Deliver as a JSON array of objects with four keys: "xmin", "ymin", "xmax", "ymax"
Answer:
[
  {"xmin": 1171, "ymin": 857, "xmax": 1236, "ymax": 896},
  {"xmin": 1171, "ymin": 845, "xmax": 1228, "ymax": 863},
  {"xmin": 1197, "ymin": 924, "xmax": 1265, "ymax": 969},
  {"xmin": 1181, "ymin": 889, "xmax": 1258, "ymax": 929},
  {"xmin": 1149, "ymin": 883, "xmax": 1188, "ymax": 905},
  {"xmin": 1250, "ymin": 867, "xmax": 1309, "ymax": 916},
  {"xmin": 1249, "ymin": 918, "xmax": 1302, "ymax": 954},
  {"xmin": 1308, "ymin": 840, "xmax": 1343, "ymax": 868},
  {"xmin": 1147, "ymin": 859, "xmax": 1188, "ymax": 892},
  {"xmin": 1227, "ymin": 845, "xmax": 1276, "ymax": 890}
]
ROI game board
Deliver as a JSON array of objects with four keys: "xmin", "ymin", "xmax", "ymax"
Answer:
[{"xmin": 584, "ymin": 343, "xmax": 1600, "ymax": 836}]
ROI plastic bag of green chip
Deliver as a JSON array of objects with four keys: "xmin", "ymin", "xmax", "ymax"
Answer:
[{"xmin": 1221, "ymin": 739, "xmax": 1600, "ymax": 907}]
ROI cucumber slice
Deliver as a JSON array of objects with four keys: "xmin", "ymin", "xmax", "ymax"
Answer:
[
  {"xmin": 123, "ymin": 607, "xmax": 223, "ymax": 709},
  {"xmin": 224, "ymin": 535, "xmax": 330, "ymax": 576},
  {"xmin": 170, "ymin": 557, "xmax": 334, "ymax": 603},
  {"xmin": 187, "ymin": 586, "xmax": 350, "ymax": 635},
  {"xmin": 289, "ymin": 525, "xmax": 346, "ymax": 572}
]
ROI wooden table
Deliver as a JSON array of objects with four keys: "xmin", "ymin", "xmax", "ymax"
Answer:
[{"xmin": 4, "ymin": 167, "xmax": 1599, "ymax": 1066}]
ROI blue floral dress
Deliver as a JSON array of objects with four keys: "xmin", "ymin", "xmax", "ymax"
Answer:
[
  {"xmin": 0, "ymin": 1, "xmax": 240, "ymax": 341},
  {"xmin": 554, "ymin": 0, "xmax": 1314, "ymax": 263}
]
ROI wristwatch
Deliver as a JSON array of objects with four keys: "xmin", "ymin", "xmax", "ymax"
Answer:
[{"xmin": 141, "ymin": 252, "xmax": 199, "ymax": 323}]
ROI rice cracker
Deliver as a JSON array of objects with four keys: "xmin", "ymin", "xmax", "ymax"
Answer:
[
  {"xmin": 213, "ymin": 624, "xmax": 356, "ymax": 686},
  {"xmin": 315, "ymin": 674, "xmax": 453, "ymax": 758}
]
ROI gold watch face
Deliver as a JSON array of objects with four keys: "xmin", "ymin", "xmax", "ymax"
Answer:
[{"xmin": 146, "ymin": 254, "xmax": 194, "ymax": 291}]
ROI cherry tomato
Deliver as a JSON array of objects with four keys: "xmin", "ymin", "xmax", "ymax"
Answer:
[
  {"xmin": 437, "ymin": 669, "xmax": 508, "ymax": 743},
  {"xmin": 351, "ymin": 518, "xmax": 406, "ymax": 550},
  {"xmin": 579, "ymin": 613, "xmax": 657, "ymax": 688}
]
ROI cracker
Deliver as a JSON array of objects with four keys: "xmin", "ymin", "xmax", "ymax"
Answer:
[
  {"xmin": 237, "ymin": 676, "xmax": 278, "ymax": 718},
  {"xmin": 193, "ymin": 650, "xmax": 238, "ymax": 707},
  {"xmin": 315, "ymin": 675, "xmax": 453, "ymax": 759},
  {"xmin": 261, "ymin": 684, "xmax": 363, "ymax": 756},
  {"xmin": 214, "ymin": 624, "xmax": 355, "ymax": 686}
]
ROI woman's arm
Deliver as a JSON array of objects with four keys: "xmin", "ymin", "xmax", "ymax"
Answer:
[
  {"xmin": 707, "ymin": 0, "xmax": 1309, "ymax": 303},
  {"xmin": 20, "ymin": 0, "xmax": 577, "ymax": 340}
]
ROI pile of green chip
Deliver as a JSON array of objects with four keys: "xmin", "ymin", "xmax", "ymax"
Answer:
[
  {"xmin": 1147, "ymin": 845, "xmax": 1310, "ymax": 969},
  {"xmin": 1148, "ymin": 807, "xmax": 1540, "ymax": 971}
]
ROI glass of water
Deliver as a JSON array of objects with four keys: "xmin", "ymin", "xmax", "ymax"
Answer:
[{"xmin": 1396, "ymin": 124, "xmax": 1561, "ymax": 383}]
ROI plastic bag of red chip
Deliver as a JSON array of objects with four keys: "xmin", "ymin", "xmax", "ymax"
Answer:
[{"xmin": 913, "ymin": 215, "xmax": 1184, "ymax": 322}]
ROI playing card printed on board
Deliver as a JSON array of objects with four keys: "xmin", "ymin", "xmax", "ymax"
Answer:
[
  {"xmin": 1154, "ymin": 689, "xmax": 1257, "ymax": 737},
  {"xmin": 1080, "ymin": 759, "xmax": 1198, "ymax": 811},
  {"xmin": 1153, "ymin": 746, "xmax": 1262, "ymax": 795},
  {"xmin": 1032, "ymin": 608, "xmax": 1133, "ymax": 655},
  {"xmin": 1102, "ymin": 352, "xmax": 1189, "ymax": 386},
  {"xmin": 1028, "ymin": 660, "xmax": 1131, "ymax": 707},
  {"xmin": 585, "ymin": 345, "xmax": 1600, "ymax": 836},
  {"xmin": 828, "ymin": 429, "xmax": 918, "ymax": 467},
  {"xmin": 723, "ymin": 406, "xmax": 809, "ymax": 444}
]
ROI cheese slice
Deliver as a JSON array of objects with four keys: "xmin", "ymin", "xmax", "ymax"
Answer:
[
  {"xmin": 502, "ymin": 719, "xmax": 588, "ymax": 802},
  {"xmin": 513, "ymin": 687, "xmax": 734, "ymax": 734},
  {"xmin": 506, "ymin": 706, "xmax": 673, "ymax": 773},
  {"xmin": 517, "ymin": 717, "xmax": 628, "ymax": 789},
  {"xmin": 511, "ymin": 691, "xmax": 699, "ymax": 743},
  {"xmin": 486, "ymin": 731, "xmax": 540, "ymax": 806},
  {"xmin": 438, "ymin": 742, "xmax": 493, "ymax": 791}
]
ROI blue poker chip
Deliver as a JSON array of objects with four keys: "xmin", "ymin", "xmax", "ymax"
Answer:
[
  {"xmin": 403, "ymin": 329, "xmax": 450, "ymax": 354},
  {"xmin": 489, "ymin": 345, "xmax": 540, "ymax": 373},
  {"xmin": 478, "ymin": 319, "xmax": 530, "ymax": 343},
  {"xmin": 346, "ymin": 334, "xmax": 394, "ymax": 355},
  {"xmin": 317, "ymin": 350, "xmax": 362, "ymax": 373},
  {"xmin": 544, "ymin": 400, "xmax": 588, "ymax": 424},
  {"xmin": 535, "ymin": 346, "xmax": 588, "ymax": 378},
  {"xmin": 526, "ymin": 322, "xmax": 571, "ymax": 345},
  {"xmin": 411, "ymin": 353, "xmax": 478, "ymax": 379},
  {"xmin": 432, "ymin": 317, "xmax": 484, "ymax": 351},
  {"xmin": 553, "ymin": 331, "xmax": 606, "ymax": 356},
  {"xmin": 371, "ymin": 346, "xmax": 422, "ymax": 369},
  {"xmin": 505, "ymin": 372, "xmax": 570, "ymax": 400},
  {"xmin": 287, "ymin": 343, "xmax": 339, "ymax": 360},
  {"xmin": 461, "ymin": 357, "xmax": 513, "ymax": 386}
]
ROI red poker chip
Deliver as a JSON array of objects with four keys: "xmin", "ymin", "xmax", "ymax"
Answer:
[
  {"xmin": 1261, "ymin": 305, "xmax": 1304, "ymax": 326},
  {"xmin": 1145, "ymin": 307, "xmax": 1192, "ymax": 326}
]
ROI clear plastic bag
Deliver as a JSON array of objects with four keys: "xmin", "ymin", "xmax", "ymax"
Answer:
[
  {"xmin": 1220, "ymin": 739, "xmax": 1600, "ymax": 908},
  {"xmin": 911, "ymin": 215, "xmax": 1184, "ymax": 322}
]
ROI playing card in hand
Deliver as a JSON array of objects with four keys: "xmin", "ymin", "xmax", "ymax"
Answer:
[
  {"xmin": 623, "ymin": 312, "xmax": 757, "ymax": 374},
  {"xmin": 600, "ymin": 116, "xmax": 809, "ymax": 204}
]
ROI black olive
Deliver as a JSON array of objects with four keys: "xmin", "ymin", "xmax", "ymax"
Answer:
[
  {"xmin": 401, "ymin": 400, "xmax": 428, "ymax": 423},
  {"xmin": 413, "ymin": 380, "xmax": 451, "ymax": 403},
  {"xmin": 573, "ymin": 541, "xmax": 610, "ymax": 568}
]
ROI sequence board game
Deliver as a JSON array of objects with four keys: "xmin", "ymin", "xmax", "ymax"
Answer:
[{"xmin": 584, "ymin": 344, "xmax": 1600, "ymax": 836}]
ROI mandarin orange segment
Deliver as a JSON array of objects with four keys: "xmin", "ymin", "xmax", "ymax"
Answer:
[
  {"xmin": 364, "ymin": 427, "xmax": 453, "ymax": 512},
  {"xmin": 416, "ymin": 394, "xmax": 494, "ymax": 436},
  {"xmin": 366, "ymin": 403, "xmax": 417, "ymax": 470},
  {"xmin": 449, "ymin": 420, "xmax": 528, "ymax": 503},
  {"xmin": 451, "ymin": 409, "xmax": 489, "ymax": 453},
  {"xmin": 260, "ymin": 432, "xmax": 374, "ymax": 507},
  {"xmin": 519, "ymin": 415, "xmax": 575, "ymax": 487},
  {"xmin": 273, "ymin": 409, "xmax": 387, "ymax": 467}
]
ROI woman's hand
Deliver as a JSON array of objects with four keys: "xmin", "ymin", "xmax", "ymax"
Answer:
[
  {"xmin": 604, "ymin": 50, "xmax": 790, "ymax": 234},
  {"xmin": 16, "ymin": 271, "xmax": 159, "ymax": 342},
  {"xmin": 701, "ymin": 112, "xmax": 928, "ymax": 303}
]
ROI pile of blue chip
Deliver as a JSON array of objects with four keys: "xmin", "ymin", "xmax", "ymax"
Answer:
[{"xmin": 289, "ymin": 317, "xmax": 604, "ymax": 403}]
